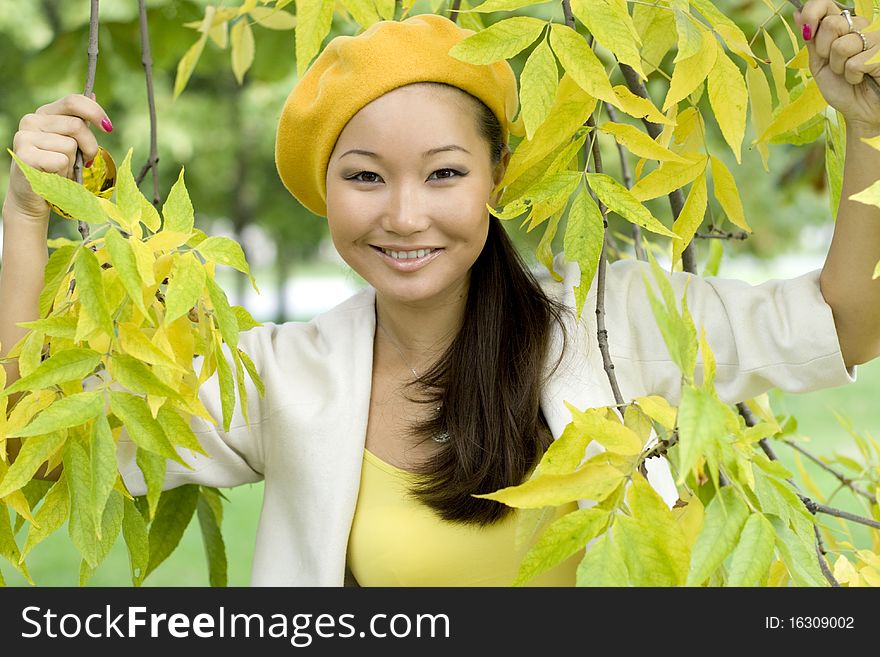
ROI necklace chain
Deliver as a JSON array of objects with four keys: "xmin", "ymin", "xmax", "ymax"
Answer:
[{"xmin": 376, "ymin": 321, "xmax": 450, "ymax": 444}]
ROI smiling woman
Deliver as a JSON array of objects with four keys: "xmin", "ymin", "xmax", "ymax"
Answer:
[{"xmin": 3, "ymin": 8, "xmax": 870, "ymax": 589}]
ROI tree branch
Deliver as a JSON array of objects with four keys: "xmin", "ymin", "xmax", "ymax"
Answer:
[
  {"xmin": 135, "ymin": 0, "xmax": 161, "ymax": 207},
  {"xmin": 604, "ymin": 103, "xmax": 647, "ymax": 262},
  {"xmin": 76, "ymin": 0, "xmax": 100, "ymax": 243},
  {"xmin": 781, "ymin": 438, "xmax": 875, "ymax": 502}
]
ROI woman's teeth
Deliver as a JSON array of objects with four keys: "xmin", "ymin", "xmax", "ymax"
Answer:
[{"xmin": 380, "ymin": 248, "xmax": 436, "ymax": 260}]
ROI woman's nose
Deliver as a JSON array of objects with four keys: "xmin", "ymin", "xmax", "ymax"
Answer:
[{"xmin": 381, "ymin": 184, "xmax": 431, "ymax": 235}]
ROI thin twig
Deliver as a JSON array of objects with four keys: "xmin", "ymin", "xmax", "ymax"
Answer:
[
  {"xmin": 798, "ymin": 495, "xmax": 880, "ymax": 530},
  {"xmin": 781, "ymin": 438, "xmax": 875, "ymax": 502},
  {"xmin": 695, "ymin": 230, "xmax": 749, "ymax": 240},
  {"xmin": 135, "ymin": 0, "xmax": 161, "ymax": 207},
  {"xmin": 737, "ymin": 402, "xmax": 840, "ymax": 586},
  {"xmin": 604, "ymin": 103, "xmax": 646, "ymax": 262},
  {"xmin": 76, "ymin": 0, "xmax": 100, "ymax": 243}
]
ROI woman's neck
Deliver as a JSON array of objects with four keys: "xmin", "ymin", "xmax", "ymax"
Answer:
[{"xmin": 374, "ymin": 285, "xmax": 468, "ymax": 370}]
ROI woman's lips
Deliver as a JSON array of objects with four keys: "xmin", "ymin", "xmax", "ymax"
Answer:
[{"xmin": 371, "ymin": 245, "xmax": 444, "ymax": 272}]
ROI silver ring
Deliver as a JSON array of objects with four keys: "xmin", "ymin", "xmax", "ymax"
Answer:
[
  {"xmin": 856, "ymin": 29, "xmax": 869, "ymax": 51},
  {"xmin": 841, "ymin": 8, "xmax": 855, "ymax": 32}
]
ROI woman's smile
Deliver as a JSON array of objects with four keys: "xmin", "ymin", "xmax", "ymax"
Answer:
[{"xmin": 370, "ymin": 244, "xmax": 445, "ymax": 272}]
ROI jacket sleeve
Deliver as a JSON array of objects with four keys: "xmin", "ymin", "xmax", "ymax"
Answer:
[
  {"xmin": 599, "ymin": 259, "xmax": 857, "ymax": 405},
  {"xmin": 112, "ymin": 327, "xmax": 270, "ymax": 496}
]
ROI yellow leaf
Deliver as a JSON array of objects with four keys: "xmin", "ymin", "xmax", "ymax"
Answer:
[
  {"xmin": 563, "ymin": 187, "xmax": 604, "ymax": 319},
  {"xmin": 294, "ymin": 0, "xmax": 335, "ymax": 79},
  {"xmin": 634, "ymin": 395, "xmax": 677, "ymax": 430},
  {"xmin": 671, "ymin": 107, "xmax": 705, "ymax": 154},
  {"xmin": 586, "ymin": 172, "xmax": 678, "ymax": 238},
  {"xmin": 548, "ymin": 24, "xmax": 614, "ymax": 106},
  {"xmin": 757, "ymin": 78, "xmax": 827, "ymax": 143},
  {"xmin": 520, "ymin": 39, "xmax": 559, "ymax": 141},
  {"xmin": 673, "ymin": 4, "xmax": 703, "ymax": 63},
  {"xmin": 663, "ymin": 30, "xmax": 717, "ymax": 112},
  {"xmin": 849, "ymin": 179, "xmax": 880, "ymax": 207},
  {"xmin": 763, "ymin": 29, "xmax": 789, "ymax": 106},
  {"xmin": 570, "ymin": 0, "xmax": 645, "ymax": 80},
  {"xmin": 474, "ymin": 461, "xmax": 624, "ymax": 508},
  {"xmin": 788, "ymin": 45, "xmax": 809, "ymax": 70},
  {"xmin": 249, "ymin": 6, "xmax": 297, "ymax": 30},
  {"xmin": 671, "ymin": 168, "xmax": 708, "ymax": 267},
  {"xmin": 631, "ymin": 153, "xmax": 707, "ymax": 202},
  {"xmin": 709, "ymin": 155, "xmax": 751, "ymax": 232},
  {"xmin": 599, "ymin": 122, "xmax": 689, "ymax": 163},
  {"xmin": 707, "ymin": 49, "xmax": 748, "ymax": 163},
  {"xmin": 231, "ymin": 19, "xmax": 255, "ymax": 84},
  {"xmin": 745, "ymin": 61, "xmax": 772, "ymax": 171},
  {"xmin": 566, "ymin": 402, "xmax": 644, "ymax": 455},
  {"xmin": 174, "ymin": 7, "xmax": 213, "ymax": 99},
  {"xmin": 448, "ymin": 15, "xmax": 545, "ymax": 64},
  {"xmin": 632, "ymin": 1, "xmax": 676, "ymax": 76},
  {"xmin": 611, "ymin": 84, "xmax": 672, "ymax": 125},
  {"xmin": 670, "ymin": 490, "xmax": 704, "ymax": 546},
  {"xmin": 499, "ymin": 73, "xmax": 596, "ymax": 191}
]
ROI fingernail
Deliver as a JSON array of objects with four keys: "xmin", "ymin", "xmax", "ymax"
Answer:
[
  {"xmin": 101, "ymin": 117, "xmax": 113, "ymax": 132},
  {"xmin": 802, "ymin": 24, "xmax": 812, "ymax": 41},
  {"xmin": 84, "ymin": 158, "xmax": 94, "ymax": 168}
]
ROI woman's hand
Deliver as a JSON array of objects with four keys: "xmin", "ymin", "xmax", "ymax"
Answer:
[
  {"xmin": 6, "ymin": 93, "xmax": 112, "ymax": 223},
  {"xmin": 795, "ymin": 0, "xmax": 880, "ymax": 135}
]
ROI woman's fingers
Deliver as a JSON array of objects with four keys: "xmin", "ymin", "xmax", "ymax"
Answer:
[
  {"xmin": 34, "ymin": 93, "xmax": 112, "ymax": 134},
  {"xmin": 18, "ymin": 113, "xmax": 100, "ymax": 167},
  {"xmin": 13, "ymin": 133, "xmax": 81, "ymax": 180}
]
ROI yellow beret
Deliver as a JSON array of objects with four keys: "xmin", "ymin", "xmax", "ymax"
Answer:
[{"xmin": 274, "ymin": 13, "xmax": 519, "ymax": 218}]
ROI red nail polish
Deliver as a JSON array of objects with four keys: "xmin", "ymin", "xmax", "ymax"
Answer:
[
  {"xmin": 803, "ymin": 24, "xmax": 812, "ymax": 41},
  {"xmin": 101, "ymin": 117, "xmax": 113, "ymax": 132},
  {"xmin": 84, "ymin": 158, "xmax": 94, "ymax": 168}
]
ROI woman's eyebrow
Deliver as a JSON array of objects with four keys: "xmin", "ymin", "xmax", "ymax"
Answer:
[{"xmin": 339, "ymin": 145, "xmax": 471, "ymax": 160}]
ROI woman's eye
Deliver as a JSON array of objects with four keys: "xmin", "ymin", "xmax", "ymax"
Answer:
[{"xmin": 347, "ymin": 169, "xmax": 466, "ymax": 184}]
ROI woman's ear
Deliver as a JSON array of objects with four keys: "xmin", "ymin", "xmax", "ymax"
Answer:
[{"xmin": 490, "ymin": 146, "xmax": 511, "ymax": 207}]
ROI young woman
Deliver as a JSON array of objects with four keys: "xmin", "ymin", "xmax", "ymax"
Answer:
[{"xmin": 2, "ymin": 1, "xmax": 879, "ymax": 586}]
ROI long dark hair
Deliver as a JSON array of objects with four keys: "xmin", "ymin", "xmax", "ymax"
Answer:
[{"xmin": 403, "ymin": 82, "xmax": 570, "ymax": 526}]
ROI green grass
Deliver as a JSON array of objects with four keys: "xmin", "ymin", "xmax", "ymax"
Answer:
[{"xmin": 3, "ymin": 361, "xmax": 878, "ymax": 587}]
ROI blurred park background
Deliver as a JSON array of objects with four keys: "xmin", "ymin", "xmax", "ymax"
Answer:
[{"xmin": 1, "ymin": 0, "xmax": 878, "ymax": 585}]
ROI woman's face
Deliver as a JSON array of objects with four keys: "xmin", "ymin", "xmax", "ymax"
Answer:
[{"xmin": 325, "ymin": 84, "xmax": 508, "ymax": 308}]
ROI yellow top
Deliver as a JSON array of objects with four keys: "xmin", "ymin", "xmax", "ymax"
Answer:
[{"xmin": 346, "ymin": 448, "xmax": 583, "ymax": 586}]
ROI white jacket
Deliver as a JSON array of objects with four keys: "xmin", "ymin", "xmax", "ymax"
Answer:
[{"xmin": 117, "ymin": 258, "xmax": 857, "ymax": 586}]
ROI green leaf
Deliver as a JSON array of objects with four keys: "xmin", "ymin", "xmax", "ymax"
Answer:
[
  {"xmin": 74, "ymin": 247, "xmax": 114, "ymax": 340},
  {"xmin": 104, "ymin": 227, "xmax": 150, "ymax": 318},
  {"xmin": 513, "ymin": 508, "xmax": 609, "ymax": 586},
  {"xmin": 231, "ymin": 19, "xmax": 255, "ymax": 84},
  {"xmin": 145, "ymin": 485, "xmax": 200, "ymax": 580},
  {"xmin": 38, "ymin": 245, "xmax": 78, "ymax": 318},
  {"xmin": 197, "ymin": 491, "xmax": 228, "ymax": 587},
  {"xmin": 676, "ymin": 384, "xmax": 730, "ymax": 486},
  {"xmin": 63, "ymin": 437, "xmax": 99, "ymax": 568},
  {"xmin": 686, "ymin": 487, "xmax": 750, "ymax": 586},
  {"xmin": 567, "ymin": 402, "xmax": 643, "ymax": 455},
  {"xmin": 21, "ymin": 476, "xmax": 71, "ymax": 560},
  {"xmin": 8, "ymin": 392, "xmax": 103, "ymax": 438},
  {"xmin": 563, "ymin": 187, "xmax": 604, "ymax": 319},
  {"xmin": 156, "ymin": 405, "xmax": 208, "ymax": 456},
  {"xmin": 0, "ymin": 431, "xmax": 66, "ymax": 498},
  {"xmin": 164, "ymin": 252, "xmax": 206, "ymax": 325},
  {"xmin": 213, "ymin": 333, "xmax": 236, "ymax": 433},
  {"xmin": 107, "ymin": 354, "xmax": 184, "ymax": 400},
  {"xmin": 616, "ymin": 472, "xmax": 691, "ymax": 586},
  {"xmin": 520, "ymin": 38, "xmax": 558, "ymax": 141},
  {"xmin": 7, "ymin": 150, "xmax": 107, "ymax": 225},
  {"xmin": 548, "ymin": 24, "xmax": 615, "ymax": 106},
  {"xmin": 447, "ymin": 16, "xmax": 545, "ymax": 64},
  {"xmin": 1, "ymin": 348, "xmax": 102, "ymax": 398},
  {"xmin": 671, "ymin": 168, "xmax": 708, "ymax": 267},
  {"xmin": 90, "ymin": 414, "xmax": 118, "ymax": 538},
  {"xmin": 206, "ymin": 276, "xmax": 240, "ymax": 351},
  {"xmin": 727, "ymin": 512, "xmax": 776, "ymax": 586},
  {"xmin": 236, "ymin": 347, "xmax": 265, "ymax": 399},
  {"xmin": 585, "ymin": 173, "xmax": 678, "ymax": 238},
  {"xmin": 196, "ymin": 236, "xmax": 259, "ymax": 294},
  {"xmin": 122, "ymin": 496, "xmax": 150, "ymax": 586},
  {"xmin": 115, "ymin": 148, "xmax": 144, "ymax": 228},
  {"xmin": 79, "ymin": 490, "xmax": 124, "ymax": 585},
  {"xmin": 109, "ymin": 391, "xmax": 188, "ymax": 466},
  {"xmin": 570, "ymin": 0, "xmax": 645, "ymax": 79},
  {"xmin": 136, "ymin": 448, "xmax": 167, "ymax": 521},
  {"xmin": 770, "ymin": 515, "xmax": 827, "ymax": 587},
  {"xmin": 576, "ymin": 529, "xmax": 628, "ymax": 586},
  {"xmin": 18, "ymin": 315, "xmax": 78, "ymax": 340},
  {"xmin": 232, "ymin": 306, "xmax": 262, "ymax": 332},
  {"xmin": 162, "ymin": 168, "xmax": 195, "ymax": 234},
  {"xmin": 0, "ymin": 502, "xmax": 33, "ymax": 584}
]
